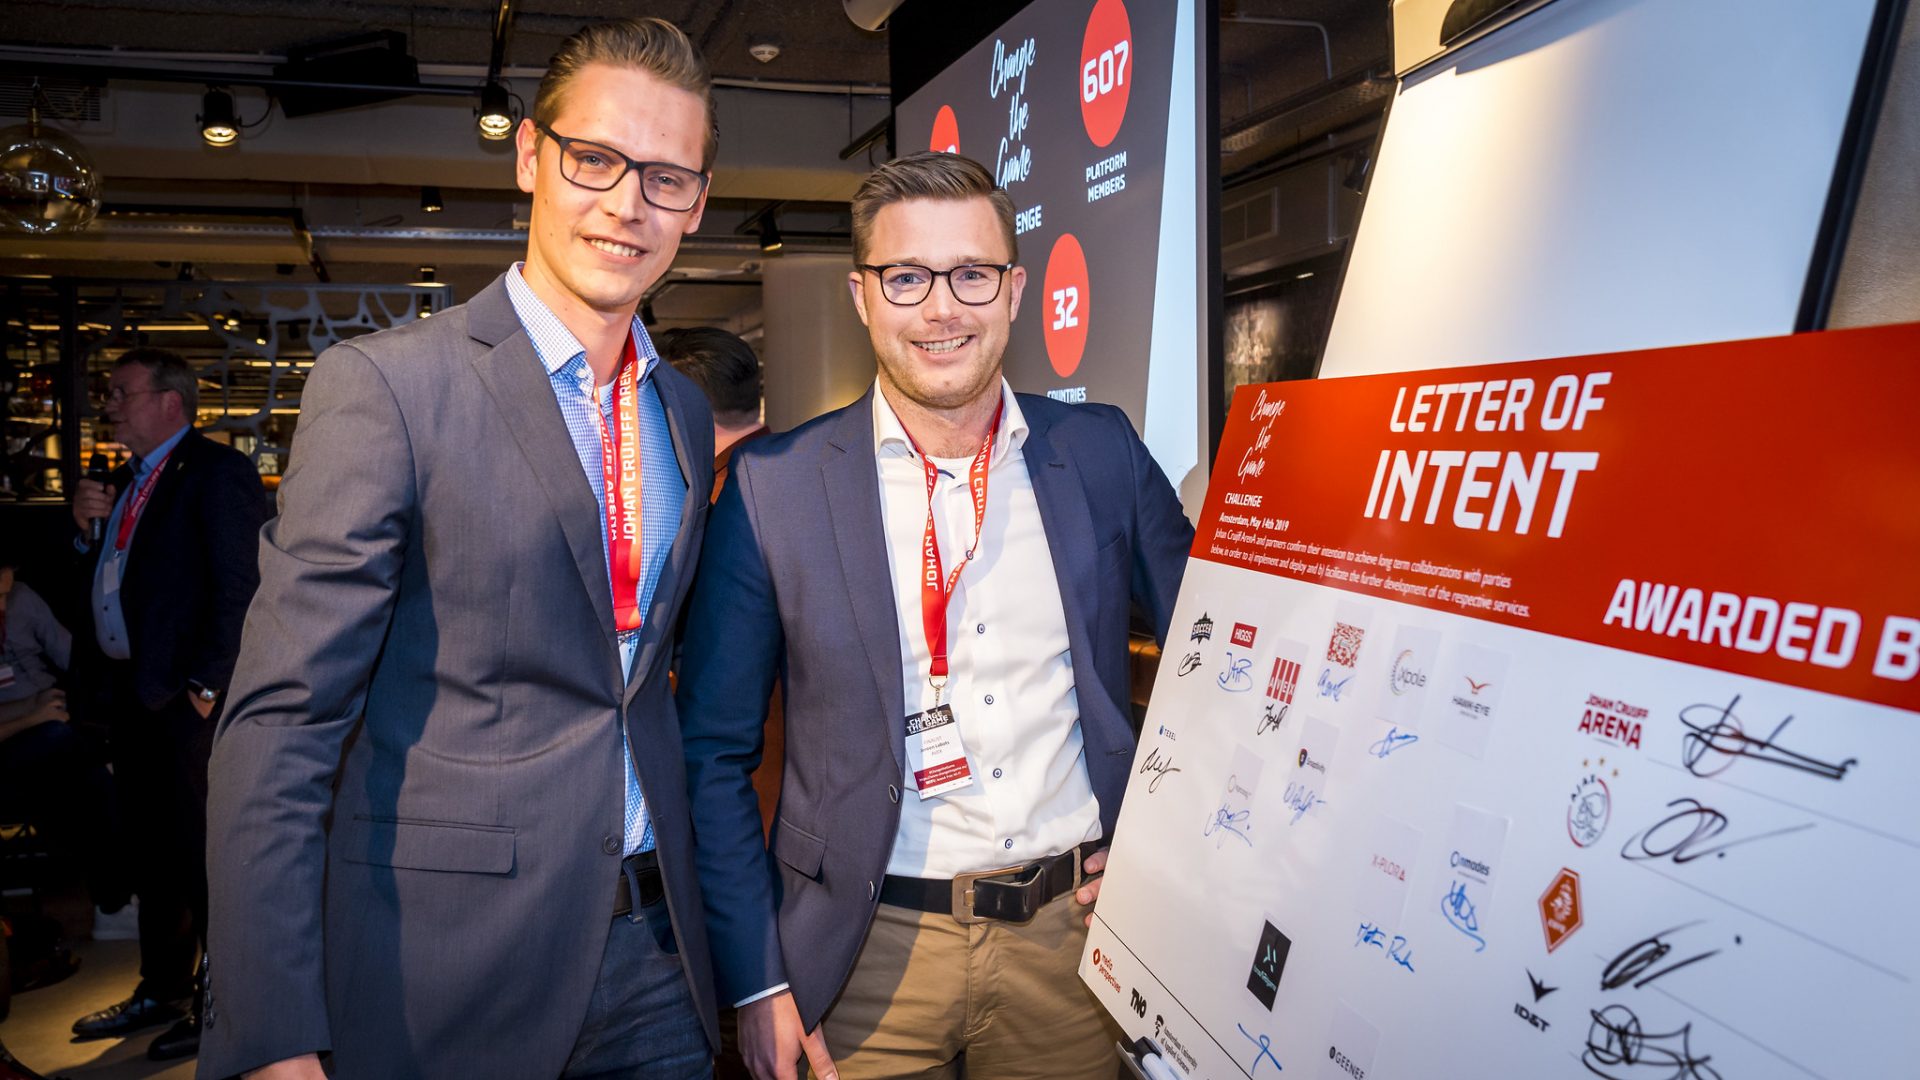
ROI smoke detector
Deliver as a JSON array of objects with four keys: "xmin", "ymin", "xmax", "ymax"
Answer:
[{"xmin": 748, "ymin": 42, "xmax": 781, "ymax": 64}]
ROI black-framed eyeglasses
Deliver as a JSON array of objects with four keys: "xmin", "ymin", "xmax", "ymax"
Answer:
[
  {"xmin": 857, "ymin": 262, "xmax": 1014, "ymax": 306},
  {"xmin": 536, "ymin": 122, "xmax": 709, "ymax": 212}
]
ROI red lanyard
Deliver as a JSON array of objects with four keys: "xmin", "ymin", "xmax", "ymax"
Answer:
[
  {"xmin": 590, "ymin": 336, "xmax": 645, "ymax": 633},
  {"xmin": 114, "ymin": 451, "xmax": 172, "ymax": 551},
  {"xmin": 906, "ymin": 401, "xmax": 1003, "ymax": 690}
]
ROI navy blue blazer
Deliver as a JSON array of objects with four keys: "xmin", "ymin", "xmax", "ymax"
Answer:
[{"xmin": 678, "ymin": 387, "xmax": 1192, "ymax": 1027}]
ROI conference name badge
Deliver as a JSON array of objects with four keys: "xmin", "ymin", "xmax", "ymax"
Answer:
[{"xmin": 905, "ymin": 703, "xmax": 975, "ymax": 798}]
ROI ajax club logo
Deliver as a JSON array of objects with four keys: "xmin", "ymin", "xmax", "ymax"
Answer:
[
  {"xmin": 929, "ymin": 105, "xmax": 959, "ymax": 154},
  {"xmin": 1079, "ymin": 0, "xmax": 1133, "ymax": 148},
  {"xmin": 1042, "ymin": 232, "xmax": 1090, "ymax": 378},
  {"xmin": 1567, "ymin": 758, "xmax": 1617, "ymax": 848}
]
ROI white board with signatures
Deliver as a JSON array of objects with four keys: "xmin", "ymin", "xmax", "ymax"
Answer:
[{"xmin": 1079, "ymin": 327, "xmax": 1920, "ymax": 1079}]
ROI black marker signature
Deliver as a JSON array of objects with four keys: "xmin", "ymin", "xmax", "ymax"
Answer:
[
  {"xmin": 1139, "ymin": 748, "xmax": 1182, "ymax": 794},
  {"xmin": 1600, "ymin": 921, "xmax": 1726, "ymax": 990},
  {"xmin": 1621, "ymin": 798, "xmax": 1813, "ymax": 865},
  {"xmin": 1583, "ymin": 1004, "xmax": 1723, "ymax": 1080},
  {"xmin": 1256, "ymin": 702, "xmax": 1288, "ymax": 735},
  {"xmin": 1680, "ymin": 695, "xmax": 1857, "ymax": 781}
]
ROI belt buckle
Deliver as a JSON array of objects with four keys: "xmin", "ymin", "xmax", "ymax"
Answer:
[{"xmin": 950, "ymin": 860, "xmax": 1030, "ymax": 925}]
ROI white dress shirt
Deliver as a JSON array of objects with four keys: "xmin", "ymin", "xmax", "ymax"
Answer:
[{"xmin": 872, "ymin": 380, "xmax": 1103, "ymax": 879}]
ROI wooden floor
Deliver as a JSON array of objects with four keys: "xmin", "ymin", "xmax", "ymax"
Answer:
[{"xmin": 2, "ymin": 895, "xmax": 195, "ymax": 1080}]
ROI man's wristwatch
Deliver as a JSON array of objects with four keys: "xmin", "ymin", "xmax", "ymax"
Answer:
[{"xmin": 186, "ymin": 679, "xmax": 219, "ymax": 705}]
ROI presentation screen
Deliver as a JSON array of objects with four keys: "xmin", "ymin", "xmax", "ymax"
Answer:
[{"xmin": 896, "ymin": 0, "xmax": 1211, "ymax": 494}]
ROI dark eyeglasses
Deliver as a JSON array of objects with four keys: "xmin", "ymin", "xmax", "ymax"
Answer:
[
  {"xmin": 857, "ymin": 262, "xmax": 1014, "ymax": 306},
  {"xmin": 536, "ymin": 122, "xmax": 709, "ymax": 212}
]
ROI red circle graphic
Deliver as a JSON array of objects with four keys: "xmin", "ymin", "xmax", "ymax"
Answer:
[
  {"xmin": 1079, "ymin": 0, "xmax": 1134, "ymax": 148},
  {"xmin": 1042, "ymin": 232, "xmax": 1091, "ymax": 378},
  {"xmin": 930, "ymin": 105, "xmax": 960, "ymax": 155}
]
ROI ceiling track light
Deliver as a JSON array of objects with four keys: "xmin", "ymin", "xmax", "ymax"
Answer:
[
  {"xmin": 477, "ymin": 81, "xmax": 514, "ymax": 141},
  {"xmin": 420, "ymin": 185, "xmax": 444, "ymax": 213},
  {"xmin": 200, "ymin": 87, "xmax": 239, "ymax": 147},
  {"xmin": 411, "ymin": 265, "xmax": 448, "ymax": 288},
  {"xmin": 758, "ymin": 216, "xmax": 784, "ymax": 254}
]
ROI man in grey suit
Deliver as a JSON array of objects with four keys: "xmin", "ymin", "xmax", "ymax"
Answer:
[
  {"xmin": 678, "ymin": 153, "xmax": 1193, "ymax": 1080},
  {"xmin": 203, "ymin": 18, "xmax": 721, "ymax": 1079}
]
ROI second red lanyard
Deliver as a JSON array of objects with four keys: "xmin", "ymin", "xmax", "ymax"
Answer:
[{"xmin": 911, "ymin": 401, "xmax": 1003, "ymax": 691}]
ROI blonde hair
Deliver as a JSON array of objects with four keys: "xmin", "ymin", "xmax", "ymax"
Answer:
[
  {"xmin": 534, "ymin": 18, "xmax": 718, "ymax": 169},
  {"xmin": 850, "ymin": 152, "xmax": 1018, "ymax": 265}
]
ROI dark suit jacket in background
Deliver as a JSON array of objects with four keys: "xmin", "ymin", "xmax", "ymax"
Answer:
[
  {"xmin": 678, "ymin": 388, "xmax": 1192, "ymax": 1028},
  {"xmin": 202, "ymin": 274, "xmax": 717, "ymax": 1079},
  {"xmin": 73, "ymin": 428, "xmax": 265, "ymax": 708}
]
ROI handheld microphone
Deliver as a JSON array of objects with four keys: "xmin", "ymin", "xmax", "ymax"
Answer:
[{"xmin": 86, "ymin": 450, "xmax": 110, "ymax": 546}]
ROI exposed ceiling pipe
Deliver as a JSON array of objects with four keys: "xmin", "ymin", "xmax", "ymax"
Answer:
[
  {"xmin": 486, "ymin": 0, "xmax": 516, "ymax": 88},
  {"xmin": 102, "ymin": 203, "xmax": 329, "ymax": 280},
  {"xmin": 0, "ymin": 43, "xmax": 883, "ymax": 94},
  {"xmin": 1222, "ymin": 15, "xmax": 1333, "ymax": 82}
]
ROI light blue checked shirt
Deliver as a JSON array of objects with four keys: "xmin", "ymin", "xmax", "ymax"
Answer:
[{"xmin": 505, "ymin": 265, "xmax": 686, "ymax": 856}]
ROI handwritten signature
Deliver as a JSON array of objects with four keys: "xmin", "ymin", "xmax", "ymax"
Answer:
[
  {"xmin": 1138, "ymin": 748, "xmax": 1182, "ymax": 794},
  {"xmin": 1583, "ymin": 1003, "xmax": 1723, "ymax": 1080},
  {"xmin": 1367, "ymin": 726, "xmax": 1420, "ymax": 759},
  {"xmin": 1218, "ymin": 653, "xmax": 1254, "ymax": 693},
  {"xmin": 1442, "ymin": 881, "xmax": 1486, "ymax": 952},
  {"xmin": 1177, "ymin": 651, "xmax": 1203, "ymax": 677},
  {"xmin": 1257, "ymin": 701, "xmax": 1288, "ymax": 735},
  {"xmin": 1204, "ymin": 803, "xmax": 1253, "ymax": 847},
  {"xmin": 1601, "ymin": 921, "xmax": 1724, "ymax": 990},
  {"xmin": 1316, "ymin": 668, "xmax": 1354, "ymax": 701},
  {"xmin": 1281, "ymin": 781, "xmax": 1323, "ymax": 824},
  {"xmin": 1355, "ymin": 922, "xmax": 1416, "ymax": 973},
  {"xmin": 1236, "ymin": 1023, "xmax": 1283, "ymax": 1075},
  {"xmin": 1621, "ymin": 798, "xmax": 1813, "ymax": 866},
  {"xmin": 1679, "ymin": 695, "xmax": 1857, "ymax": 781}
]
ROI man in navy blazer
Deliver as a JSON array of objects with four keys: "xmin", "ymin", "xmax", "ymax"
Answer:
[
  {"xmin": 679, "ymin": 153, "xmax": 1192, "ymax": 1080},
  {"xmin": 203, "ymin": 19, "xmax": 722, "ymax": 1079}
]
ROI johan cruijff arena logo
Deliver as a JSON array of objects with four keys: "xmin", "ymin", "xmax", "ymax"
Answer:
[
  {"xmin": 1079, "ymin": 0, "xmax": 1133, "ymax": 148},
  {"xmin": 929, "ymin": 105, "xmax": 959, "ymax": 154}
]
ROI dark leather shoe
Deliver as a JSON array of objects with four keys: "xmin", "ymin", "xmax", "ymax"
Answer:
[
  {"xmin": 146, "ymin": 1014, "xmax": 201, "ymax": 1061},
  {"xmin": 71, "ymin": 994, "xmax": 184, "ymax": 1038}
]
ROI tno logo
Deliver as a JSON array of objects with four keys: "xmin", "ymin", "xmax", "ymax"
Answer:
[
  {"xmin": 1042, "ymin": 232, "xmax": 1090, "ymax": 377},
  {"xmin": 1079, "ymin": 0, "xmax": 1133, "ymax": 147},
  {"xmin": 929, "ymin": 105, "xmax": 959, "ymax": 154}
]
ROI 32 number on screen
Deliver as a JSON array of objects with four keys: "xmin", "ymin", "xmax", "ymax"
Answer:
[
  {"xmin": 1082, "ymin": 40, "xmax": 1130, "ymax": 104},
  {"xmin": 1051, "ymin": 287, "xmax": 1081, "ymax": 331}
]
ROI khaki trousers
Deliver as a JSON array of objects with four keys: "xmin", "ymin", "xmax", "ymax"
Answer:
[{"xmin": 814, "ymin": 892, "xmax": 1123, "ymax": 1079}]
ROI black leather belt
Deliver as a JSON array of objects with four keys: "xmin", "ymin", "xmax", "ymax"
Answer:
[
  {"xmin": 879, "ymin": 840, "xmax": 1102, "ymax": 925},
  {"xmin": 612, "ymin": 849, "xmax": 665, "ymax": 918}
]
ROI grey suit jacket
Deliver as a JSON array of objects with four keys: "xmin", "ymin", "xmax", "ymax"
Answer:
[
  {"xmin": 678, "ymin": 387, "xmax": 1192, "ymax": 1026},
  {"xmin": 202, "ymin": 273, "xmax": 717, "ymax": 1079}
]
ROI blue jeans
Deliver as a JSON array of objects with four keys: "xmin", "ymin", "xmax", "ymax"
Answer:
[{"xmin": 561, "ymin": 899, "xmax": 712, "ymax": 1079}]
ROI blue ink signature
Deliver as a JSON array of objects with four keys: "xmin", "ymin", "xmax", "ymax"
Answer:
[
  {"xmin": 1356, "ymin": 922, "xmax": 1417, "ymax": 973},
  {"xmin": 1204, "ymin": 803, "xmax": 1253, "ymax": 846},
  {"xmin": 1367, "ymin": 726, "xmax": 1420, "ymax": 758},
  {"xmin": 1281, "ymin": 781, "xmax": 1323, "ymax": 824},
  {"xmin": 1218, "ymin": 652, "xmax": 1254, "ymax": 693},
  {"xmin": 1443, "ymin": 880, "xmax": 1487, "ymax": 952},
  {"xmin": 1236, "ymin": 1024, "xmax": 1283, "ymax": 1075},
  {"xmin": 1388, "ymin": 934, "xmax": 1416, "ymax": 972},
  {"xmin": 1317, "ymin": 668, "xmax": 1354, "ymax": 701}
]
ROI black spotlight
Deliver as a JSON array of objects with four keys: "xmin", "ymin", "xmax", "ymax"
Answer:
[
  {"xmin": 420, "ymin": 185, "xmax": 444, "ymax": 213},
  {"xmin": 200, "ymin": 88, "xmax": 239, "ymax": 147},
  {"xmin": 758, "ymin": 217, "xmax": 784, "ymax": 254},
  {"xmin": 477, "ymin": 81, "xmax": 513, "ymax": 140}
]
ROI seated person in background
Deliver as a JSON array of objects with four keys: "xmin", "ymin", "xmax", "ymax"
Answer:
[{"xmin": 0, "ymin": 547, "xmax": 124, "ymax": 914}]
